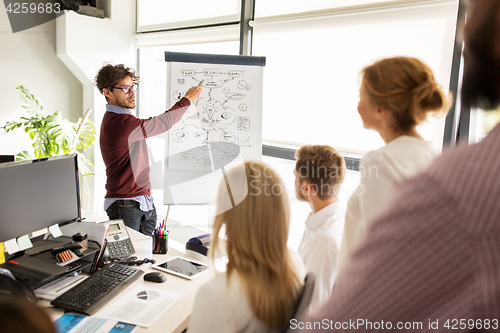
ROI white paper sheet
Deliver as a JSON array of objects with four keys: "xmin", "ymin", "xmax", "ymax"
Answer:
[
  {"xmin": 167, "ymin": 62, "xmax": 260, "ymax": 171},
  {"xmin": 53, "ymin": 314, "xmax": 138, "ymax": 333},
  {"xmin": 49, "ymin": 223, "xmax": 63, "ymax": 238},
  {"xmin": 35, "ymin": 274, "xmax": 88, "ymax": 301},
  {"xmin": 96, "ymin": 287, "xmax": 184, "ymax": 328},
  {"xmin": 16, "ymin": 234, "xmax": 33, "ymax": 250},
  {"xmin": 4, "ymin": 238, "xmax": 21, "ymax": 254}
]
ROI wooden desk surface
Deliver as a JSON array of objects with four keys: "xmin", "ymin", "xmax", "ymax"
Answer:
[
  {"xmin": 128, "ymin": 228, "xmax": 214, "ymax": 333},
  {"xmin": 46, "ymin": 226, "xmax": 214, "ymax": 333}
]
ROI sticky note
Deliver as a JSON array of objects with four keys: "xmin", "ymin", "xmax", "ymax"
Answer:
[
  {"xmin": 0, "ymin": 243, "xmax": 5, "ymax": 265},
  {"xmin": 4, "ymin": 238, "xmax": 21, "ymax": 255},
  {"xmin": 49, "ymin": 224, "xmax": 63, "ymax": 238},
  {"xmin": 17, "ymin": 234, "xmax": 33, "ymax": 251}
]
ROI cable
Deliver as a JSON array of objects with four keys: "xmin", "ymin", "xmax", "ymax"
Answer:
[{"xmin": 109, "ymin": 256, "xmax": 156, "ymax": 266}]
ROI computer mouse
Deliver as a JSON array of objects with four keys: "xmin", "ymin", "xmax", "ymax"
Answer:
[{"xmin": 144, "ymin": 272, "xmax": 167, "ymax": 283}]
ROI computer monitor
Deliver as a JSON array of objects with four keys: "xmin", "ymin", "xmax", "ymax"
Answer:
[
  {"xmin": 0, "ymin": 154, "xmax": 81, "ymax": 242},
  {"xmin": 0, "ymin": 155, "xmax": 15, "ymax": 163}
]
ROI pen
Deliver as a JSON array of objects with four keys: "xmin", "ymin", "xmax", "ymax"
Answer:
[
  {"xmin": 156, "ymin": 231, "xmax": 162, "ymax": 252},
  {"xmin": 162, "ymin": 230, "xmax": 168, "ymax": 253}
]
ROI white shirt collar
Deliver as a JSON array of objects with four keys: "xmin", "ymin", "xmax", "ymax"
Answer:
[
  {"xmin": 305, "ymin": 200, "xmax": 343, "ymax": 230},
  {"xmin": 106, "ymin": 104, "xmax": 132, "ymax": 114}
]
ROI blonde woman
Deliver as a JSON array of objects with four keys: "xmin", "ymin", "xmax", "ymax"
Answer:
[
  {"xmin": 338, "ymin": 57, "xmax": 449, "ymax": 273},
  {"xmin": 188, "ymin": 161, "xmax": 305, "ymax": 333}
]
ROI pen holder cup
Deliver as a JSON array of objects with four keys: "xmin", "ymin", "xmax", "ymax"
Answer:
[{"xmin": 152, "ymin": 230, "xmax": 168, "ymax": 254}]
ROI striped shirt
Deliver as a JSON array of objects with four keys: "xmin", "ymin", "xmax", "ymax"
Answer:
[{"xmin": 304, "ymin": 123, "xmax": 500, "ymax": 332}]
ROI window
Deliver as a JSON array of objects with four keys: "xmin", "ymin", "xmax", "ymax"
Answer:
[
  {"xmin": 252, "ymin": 1, "xmax": 459, "ymax": 154},
  {"xmin": 469, "ymin": 107, "xmax": 500, "ymax": 144},
  {"xmin": 134, "ymin": 0, "xmax": 463, "ymax": 246},
  {"xmin": 261, "ymin": 155, "xmax": 360, "ymax": 251},
  {"xmin": 138, "ymin": 41, "xmax": 240, "ymax": 118},
  {"xmin": 255, "ymin": 0, "xmax": 401, "ymax": 18},
  {"xmin": 138, "ymin": 41, "xmax": 240, "ymax": 243},
  {"xmin": 136, "ymin": 1, "xmax": 242, "ymax": 243},
  {"xmin": 137, "ymin": 0, "xmax": 241, "ymax": 32}
]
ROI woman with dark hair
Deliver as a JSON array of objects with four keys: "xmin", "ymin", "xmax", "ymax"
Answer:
[{"xmin": 0, "ymin": 295, "xmax": 57, "ymax": 333}]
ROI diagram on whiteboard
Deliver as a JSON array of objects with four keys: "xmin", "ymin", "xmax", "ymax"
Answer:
[{"xmin": 167, "ymin": 62, "xmax": 260, "ymax": 171}]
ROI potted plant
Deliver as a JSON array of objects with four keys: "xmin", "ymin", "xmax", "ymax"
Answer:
[{"xmin": 1, "ymin": 85, "xmax": 96, "ymax": 176}]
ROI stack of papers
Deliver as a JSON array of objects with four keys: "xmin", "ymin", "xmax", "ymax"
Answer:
[
  {"xmin": 54, "ymin": 314, "xmax": 137, "ymax": 333},
  {"xmin": 95, "ymin": 287, "xmax": 185, "ymax": 328},
  {"xmin": 35, "ymin": 274, "xmax": 88, "ymax": 301}
]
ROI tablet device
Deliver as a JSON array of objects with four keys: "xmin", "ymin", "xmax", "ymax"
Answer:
[{"xmin": 153, "ymin": 256, "xmax": 211, "ymax": 280}]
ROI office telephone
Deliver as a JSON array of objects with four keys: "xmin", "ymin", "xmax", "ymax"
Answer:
[{"xmin": 102, "ymin": 220, "xmax": 135, "ymax": 260}]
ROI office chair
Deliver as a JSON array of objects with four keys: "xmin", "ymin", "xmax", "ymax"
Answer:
[{"xmin": 281, "ymin": 272, "xmax": 316, "ymax": 333}]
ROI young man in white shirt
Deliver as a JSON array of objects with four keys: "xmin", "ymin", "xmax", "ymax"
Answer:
[{"xmin": 294, "ymin": 145, "xmax": 346, "ymax": 308}]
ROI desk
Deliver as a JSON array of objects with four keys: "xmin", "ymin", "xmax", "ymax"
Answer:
[
  {"xmin": 128, "ymin": 228, "xmax": 215, "ymax": 333},
  {"xmin": 46, "ymin": 227, "xmax": 215, "ymax": 333}
]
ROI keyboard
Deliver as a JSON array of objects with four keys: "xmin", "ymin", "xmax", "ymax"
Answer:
[{"xmin": 51, "ymin": 263, "xmax": 143, "ymax": 315}]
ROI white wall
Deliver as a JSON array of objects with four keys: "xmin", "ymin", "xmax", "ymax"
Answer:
[
  {"xmin": 0, "ymin": 7, "xmax": 82, "ymax": 156},
  {"xmin": 0, "ymin": 0, "xmax": 136, "ymax": 213}
]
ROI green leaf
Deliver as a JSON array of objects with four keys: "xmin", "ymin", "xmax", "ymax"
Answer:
[
  {"xmin": 76, "ymin": 118, "xmax": 96, "ymax": 151},
  {"xmin": 15, "ymin": 151, "xmax": 32, "ymax": 161},
  {"xmin": 16, "ymin": 85, "xmax": 44, "ymax": 116},
  {"xmin": 31, "ymin": 126, "xmax": 53, "ymax": 158},
  {"xmin": 46, "ymin": 112, "xmax": 78, "ymax": 151},
  {"xmin": 4, "ymin": 86, "xmax": 95, "ymax": 175},
  {"xmin": 77, "ymin": 152, "xmax": 94, "ymax": 176},
  {"xmin": 1, "ymin": 121, "xmax": 22, "ymax": 133}
]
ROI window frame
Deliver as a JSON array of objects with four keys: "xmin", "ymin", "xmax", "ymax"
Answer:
[
  {"xmin": 136, "ymin": 0, "xmax": 241, "ymax": 33},
  {"xmin": 252, "ymin": 0, "xmax": 465, "ymax": 167},
  {"xmin": 442, "ymin": 0, "xmax": 468, "ymax": 148},
  {"xmin": 135, "ymin": 0, "xmax": 467, "ymax": 168},
  {"xmin": 134, "ymin": 0, "xmax": 469, "ymax": 249}
]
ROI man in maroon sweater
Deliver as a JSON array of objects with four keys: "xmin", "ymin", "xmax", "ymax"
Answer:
[{"xmin": 94, "ymin": 64, "xmax": 202, "ymax": 235}]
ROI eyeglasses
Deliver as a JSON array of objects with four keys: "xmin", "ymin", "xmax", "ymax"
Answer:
[{"xmin": 112, "ymin": 83, "xmax": 137, "ymax": 94}]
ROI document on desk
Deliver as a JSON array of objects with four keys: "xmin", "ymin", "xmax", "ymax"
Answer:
[
  {"xmin": 35, "ymin": 274, "xmax": 88, "ymax": 301},
  {"xmin": 95, "ymin": 287, "xmax": 185, "ymax": 328},
  {"xmin": 54, "ymin": 314, "xmax": 138, "ymax": 333}
]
